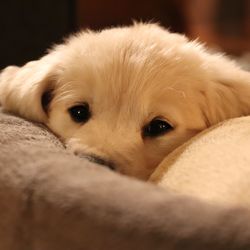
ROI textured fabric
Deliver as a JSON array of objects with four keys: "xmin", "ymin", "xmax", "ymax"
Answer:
[{"xmin": 1, "ymin": 110, "xmax": 250, "ymax": 250}]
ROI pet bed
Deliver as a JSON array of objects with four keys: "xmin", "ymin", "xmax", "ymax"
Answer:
[{"xmin": 1, "ymin": 110, "xmax": 250, "ymax": 250}]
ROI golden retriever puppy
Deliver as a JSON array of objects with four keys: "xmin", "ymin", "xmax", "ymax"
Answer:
[{"xmin": 0, "ymin": 23, "xmax": 250, "ymax": 181}]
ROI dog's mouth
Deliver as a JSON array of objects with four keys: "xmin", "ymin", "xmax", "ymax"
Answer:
[{"xmin": 76, "ymin": 152, "xmax": 116, "ymax": 171}]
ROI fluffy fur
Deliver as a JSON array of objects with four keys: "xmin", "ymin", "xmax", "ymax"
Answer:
[{"xmin": 0, "ymin": 23, "xmax": 250, "ymax": 186}]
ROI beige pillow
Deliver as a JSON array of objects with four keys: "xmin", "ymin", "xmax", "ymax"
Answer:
[{"xmin": 150, "ymin": 116, "xmax": 250, "ymax": 207}]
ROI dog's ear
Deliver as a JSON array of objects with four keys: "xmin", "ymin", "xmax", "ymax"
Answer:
[
  {"xmin": 202, "ymin": 57, "xmax": 250, "ymax": 126},
  {"xmin": 0, "ymin": 51, "xmax": 62, "ymax": 123}
]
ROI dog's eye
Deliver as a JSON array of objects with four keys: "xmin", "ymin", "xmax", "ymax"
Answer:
[
  {"xmin": 68, "ymin": 103, "xmax": 91, "ymax": 123},
  {"xmin": 143, "ymin": 118, "xmax": 173, "ymax": 138}
]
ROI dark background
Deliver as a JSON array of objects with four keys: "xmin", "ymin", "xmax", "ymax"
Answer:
[
  {"xmin": 0, "ymin": 1, "xmax": 75, "ymax": 68},
  {"xmin": 0, "ymin": 0, "xmax": 249, "ymax": 69}
]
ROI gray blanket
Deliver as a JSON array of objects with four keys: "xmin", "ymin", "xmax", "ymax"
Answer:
[{"xmin": 1, "ymin": 110, "xmax": 250, "ymax": 250}]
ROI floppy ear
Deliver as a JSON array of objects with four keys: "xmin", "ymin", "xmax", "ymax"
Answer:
[
  {"xmin": 0, "ymin": 51, "xmax": 61, "ymax": 123},
  {"xmin": 202, "ymin": 56, "xmax": 250, "ymax": 126}
]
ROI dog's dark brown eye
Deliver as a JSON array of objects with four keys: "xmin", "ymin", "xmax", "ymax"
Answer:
[
  {"xmin": 143, "ymin": 119, "xmax": 173, "ymax": 138},
  {"xmin": 68, "ymin": 103, "xmax": 91, "ymax": 123}
]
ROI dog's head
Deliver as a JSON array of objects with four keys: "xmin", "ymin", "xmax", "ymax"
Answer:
[{"xmin": 1, "ymin": 23, "xmax": 250, "ymax": 179}]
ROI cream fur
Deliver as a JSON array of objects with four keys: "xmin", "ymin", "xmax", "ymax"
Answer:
[{"xmin": 0, "ymin": 23, "xmax": 250, "ymax": 202}]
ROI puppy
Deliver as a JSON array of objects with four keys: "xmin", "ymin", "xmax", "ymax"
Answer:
[{"xmin": 0, "ymin": 23, "xmax": 250, "ymax": 181}]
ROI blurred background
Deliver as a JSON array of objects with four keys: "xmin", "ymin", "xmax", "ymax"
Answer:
[{"xmin": 0, "ymin": 0, "xmax": 249, "ymax": 69}]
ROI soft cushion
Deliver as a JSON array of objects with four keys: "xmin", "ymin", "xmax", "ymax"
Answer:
[{"xmin": 150, "ymin": 116, "xmax": 250, "ymax": 206}]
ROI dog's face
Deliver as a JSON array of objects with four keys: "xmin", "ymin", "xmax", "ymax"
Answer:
[
  {"xmin": 47, "ymin": 25, "xmax": 211, "ymax": 179},
  {"xmin": 1, "ymin": 24, "xmax": 250, "ymax": 179}
]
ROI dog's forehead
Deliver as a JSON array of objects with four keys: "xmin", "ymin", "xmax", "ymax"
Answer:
[
  {"xmin": 59, "ymin": 51, "xmax": 181, "ymax": 108},
  {"xmin": 64, "ymin": 42, "xmax": 176, "ymax": 87},
  {"xmin": 60, "ymin": 45, "xmax": 204, "ymax": 102},
  {"xmin": 63, "ymin": 24, "xmax": 193, "ymax": 72},
  {"xmin": 61, "ymin": 24, "xmax": 206, "ymax": 91}
]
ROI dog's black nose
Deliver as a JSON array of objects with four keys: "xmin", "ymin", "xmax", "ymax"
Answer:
[{"xmin": 80, "ymin": 153, "xmax": 115, "ymax": 171}]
